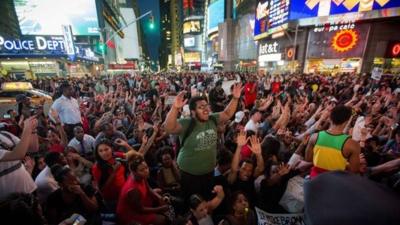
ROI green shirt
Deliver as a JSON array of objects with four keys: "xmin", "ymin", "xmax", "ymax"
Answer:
[{"xmin": 177, "ymin": 114, "xmax": 219, "ymax": 175}]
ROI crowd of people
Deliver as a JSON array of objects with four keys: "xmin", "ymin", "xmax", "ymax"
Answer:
[{"xmin": 0, "ymin": 71, "xmax": 399, "ymax": 225}]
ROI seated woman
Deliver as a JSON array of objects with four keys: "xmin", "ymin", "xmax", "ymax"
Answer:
[
  {"xmin": 65, "ymin": 147, "xmax": 93, "ymax": 185},
  {"xmin": 46, "ymin": 164, "xmax": 99, "ymax": 225},
  {"xmin": 46, "ymin": 109, "xmax": 68, "ymax": 153},
  {"xmin": 157, "ymin": 147, "xmax": 181, "ymax": 195},
  {"xmin": 117, "ymin": 155, "xmax": 169, "ymax": 225},
  {"xmin": 187, "ymin": 185, "xmax": 225, "ymax": 225},
  {"xmin": 218, "ymin": 191, "xmax": 257, "ymax": 225},
  {"xmin": 92, "ymin": 138, "xmax": 143, "ymax": 210}
]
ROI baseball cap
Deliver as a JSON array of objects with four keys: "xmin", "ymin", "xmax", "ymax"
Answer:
[
  {"xmin": 234, "ymin": 111, "xmax": 245, "ymax": 123},
  {"xmin": 15, "ymin": 94, "xmax": 28, "ymax": 103}
]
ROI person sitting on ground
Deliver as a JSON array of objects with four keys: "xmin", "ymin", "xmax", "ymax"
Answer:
[
  {"xmin": 117, "ymin": 155, "xmax": 170, "ymax": 225},
  {"xmin": 305, "ymin": 105, "xmax": 361, "ymax": 178},
  {"xmin": 46, "ymin": 109, "xmax": 68, "ymax": 153},
  {"xmin": 227, "ymin": 131, "xmax": 264, "ymax": 205},
  {"xmin": 157, "ymin": 147, "xmax": 181, "ymax": 195},
  {"xmin": 35, "ymin": 151, "xmax": 68, "ymax": 204},
  {"xmin": 218, "ymin": 191, "xmax": 257, "ymax": 225},
  {"xmin": 65, "ymin": 147, "xmax": 93, "ymax": 185},
  {"xmin": 94, "ymin": 123, "xmax": 127, "ymax": 150},
  {"xmin": 67, "ymin": 126, "xmax": 95, "ymax": 160},
  {"xmin": 187, "ymin": 185, "xmax": 225, "ymax": 225},
  {"xmin": 46, "ymin": 164, "xmax": 100, "ymax": 225},
  {"xmin": 92, "ymin": 138, "xmax": 144, "ymax": 210}
]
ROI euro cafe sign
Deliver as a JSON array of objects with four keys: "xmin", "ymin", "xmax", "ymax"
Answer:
[{"xmin": 0, "ymin": 35, "xmax": 70, "ymax": 53}]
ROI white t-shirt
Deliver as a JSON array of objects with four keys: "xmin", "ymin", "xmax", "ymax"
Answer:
[
  {"xmin": 51, "ymin": 95, "xmax": 82, "ymax": 124},
  {"xmin": 35, "ymin": 166, "xmax": 59, "ymax": 203},
  {"xmin": 68, "ymin": 134, "xmax": 96, "ymax": 155},
  {"xmin": 0, "ymin": 131, "xmax": 36, "ymax": 200},
  {"xmin": 245, "ymin": 119, "xmax": 260, "ymax": 133}
]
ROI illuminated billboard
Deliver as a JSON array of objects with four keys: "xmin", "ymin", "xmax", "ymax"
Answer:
[
  {"xmin": 290, "ymin": 0, "xmax": 400, "ymax": 20},
  {"xmin": 14, "ymin": 0, "xmax": 99, "ymax": 36},
  {"xmin": 183, "ymin": 20, "xmax": 202, "ymax": 34},
  {"xmin": 254, "ymin": 0, "xmax": 290, "ymax": 40},
  {"xmin": 207, "ymin": 0, "xmax": 225, "ymax": 34},
  {"xmin": 184, "ymin": 52, "xmax": 201, "ymax": 63}
]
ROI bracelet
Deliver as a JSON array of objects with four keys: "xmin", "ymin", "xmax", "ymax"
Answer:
[{"xmin": 55, "ymin": 123, "xmax": 61, "ymax": 126}]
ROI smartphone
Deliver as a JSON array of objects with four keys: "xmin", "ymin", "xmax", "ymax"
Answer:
[{"xmin": 3, "ymin": 114, "xmax": 11, "ymax": 119}]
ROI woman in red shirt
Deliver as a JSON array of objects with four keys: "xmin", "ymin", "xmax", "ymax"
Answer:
[
  {"xmin": 92, "ymin": 138, "xmax": 141, "ymax": 210},
  {"xmin": 117, "ymin": 155, "xmax": 169, "ymax": 225}
]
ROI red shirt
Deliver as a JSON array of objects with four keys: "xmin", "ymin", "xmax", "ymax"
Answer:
[
  {"xmin": 92, "ymin": 160, "xmax": 126, "ymax": 203},
  {"xmin": 48, "ymin": 143, "xmax": 65, "ymax": 153},
  {"xmin": 116, "ymin": 176, "xmax": 156, "ymax": 225},
  {"xmin": 271, "ymin": 82, "xmax": 281, "ymax": 94},
  {"xmin": 240, "ymin": 145, "xmax": 252, "ymax": 160},
  {"xmin": 244, "ymin": 82, "xmax": 257, "ymax": 107}
]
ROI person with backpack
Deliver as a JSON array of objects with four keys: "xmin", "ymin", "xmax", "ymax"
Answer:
[
  {"xmin": 163, "ymin": 83, "xmax": 242, "ymax": 201},
  {"xmin": 0, "ymin": 116, "xmax": 39, "ymax": 200}
]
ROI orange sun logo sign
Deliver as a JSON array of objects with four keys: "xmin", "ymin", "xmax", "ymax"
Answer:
[{"xmin": 331, "ymin": 30, "xmax": 358, "ymax": 52}]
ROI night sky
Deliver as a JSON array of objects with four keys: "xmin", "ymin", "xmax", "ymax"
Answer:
[{"xmin": 137, "ymin": 0, "xmax": 160, "ymax": 62}]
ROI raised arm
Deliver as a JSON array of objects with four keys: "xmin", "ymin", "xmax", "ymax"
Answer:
[
  {"xmin": 227, "ymin": 130, "xmax": 247, "ymax": 184},
  {"xmin": 0, "ymin": 117, "xmax": 37, "ymax": 162},
  {"xmin": 163, "ymin": 91, "xmax": 187, "ymax": 135},
  {"xmin": 207, "ymin": 185, "xmax": 225, "ymax": 212},
  {"xmin": 248, "ymin": 135, "xmax": 264, "ymax": 178},
  {"xmin": 218, "ymin": 83, "xmax": 242, "ymax": 123}
]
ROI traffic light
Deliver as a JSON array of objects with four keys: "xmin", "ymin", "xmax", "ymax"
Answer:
[
  {"xmin": 96, "ymin": 42, "xmax": 106, "ymax": 54},
  {"xmin": 149, "ymin": 15, "xmax": 154, "ymax": 29}
]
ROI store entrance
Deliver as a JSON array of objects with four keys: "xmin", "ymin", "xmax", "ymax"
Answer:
[{"xmin": 305, "ymin": 58, "xmax": 362, "ymax": 75}]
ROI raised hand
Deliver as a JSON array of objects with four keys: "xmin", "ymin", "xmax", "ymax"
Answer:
[
  {"xmin": 114, "ymin": 138, "xmax": 128, "ymax": 147},
  {"xmin": 277, "ymin": 163, "xmax": 290, "ymax": 176},
  {"xmin": 212, "ymin": 185, "xmax": 225, "ymax": 198},
  {"xmin": 173, "ymin": 91, "xmax": 188, "ymax": 109},
  {"xmin": 236, "ymin": 130, "xmax": 248, "ymax": 147},
  {"xmin": 248, "ymin": 135, "xmax": 262, "ymax": 155},
  {"xmin": 142, "ymin": 134, "xmax": 148, "ymax": 145},
  {"xmin": 23, "ymin": 116, "xmax": 38, "ymax": 134},
  {"xmin": 232, "ymin": 83, "xmax": 243, "ymax": 99}
]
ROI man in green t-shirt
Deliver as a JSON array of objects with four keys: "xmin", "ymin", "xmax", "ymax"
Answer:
[{"xmin": 164, "ymin": 83, "xmax": 242, "ymax": 200}]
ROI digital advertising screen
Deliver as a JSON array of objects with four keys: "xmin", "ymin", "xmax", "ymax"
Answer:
[
  {"xmin": 254, "ymin": 0, "xmax": 290, "ymax": 39},
  {"xmin": 290, "ymin": 0, "xmax": 400, "ymax": 20},
  {"xmin": 207, "ymin": 0, "xmax": 225, "ymax": 34},
  {"xmin": 183, "ymin": 20, "xmax": 202, "ymax": 34},
  {"xmin": 14, "ymin": 0, "xmax": 99, "ymax": 36}
]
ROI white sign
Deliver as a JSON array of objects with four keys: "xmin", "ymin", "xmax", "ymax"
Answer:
[
  {"xmin": 0, "ymin": 35, "xmax": 65, "ymax": 51},
  {"xmin": 258, "ymin": 53, "xmax": 282, "ymax": 62},
  {"xmin": 62, "ymin": 25, "xmax": 75, "ymax": 55},
  {"xmin": 371, "ymin": 67, "xmax": 383, "ymax": 81},
  {"xmin": 259, "ymin": 42, "xmax": 279, "ymax": 55},
  {"xmin": 184, "ymin": 37, "xmax": 195, "ymax": 47},
  {"xmin": 255, "ymin": 207, "xmax": 305, "ymax": 225}
]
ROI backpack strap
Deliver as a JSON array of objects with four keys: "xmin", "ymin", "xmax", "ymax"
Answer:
[
  {"xmin": 180, "ymin": 117, "xmax": 195, "ymax": 146},
  {"xmin": 0, "ymin": 131, "xmax": 16, "ymax": 151}
]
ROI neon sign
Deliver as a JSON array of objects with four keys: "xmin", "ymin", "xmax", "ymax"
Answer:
[{"xmin": 331, "ymin": 30, "xmax": 358, "ymax": 52}]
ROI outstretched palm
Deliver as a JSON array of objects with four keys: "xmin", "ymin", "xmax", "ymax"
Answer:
[
  {"xmin": 173, "ymin": 91, "xmax": 188, "ymax": 109},
  {"xmin": 249, "ymin": 135, "xmax": 262, "ymax": 155},
  {"xmin": 232, "ymin": 83, "xmax": 243, "ymax": 99}
]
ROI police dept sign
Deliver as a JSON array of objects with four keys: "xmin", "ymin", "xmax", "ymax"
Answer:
[
  {"xmin": 0, "ymin": 35, "xmax": 98, "ymax": 61},
  {"xmin": 0, "ymin": 35, "xmax": 67, "ymax": 52}
]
